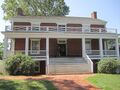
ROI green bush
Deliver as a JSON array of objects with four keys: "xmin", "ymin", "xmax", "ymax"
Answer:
[
  {"xmin": 98, "ymin": 57, "xmax": 119, "ymax": 74},
  {"xmin": 6, "ymin": 54, "xmax": 35, "ymax": 75}
]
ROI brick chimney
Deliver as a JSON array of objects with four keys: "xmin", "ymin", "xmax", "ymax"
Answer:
[
  {"xmin": 17, "ymin": 8, "xmax": 24, "ymax": 16},
  {"xmin": 91, "ymin": 11, "xmax": 97, "ymax": 19}
]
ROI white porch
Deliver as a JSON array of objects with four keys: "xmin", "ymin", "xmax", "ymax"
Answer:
[{"xmin": 3, "ymin": 36, "xmax": 119, "ymax": 74}]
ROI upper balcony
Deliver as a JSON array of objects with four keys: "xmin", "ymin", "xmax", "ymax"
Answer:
[{"xmin": 5, "ymin": 25, "xmax": 117, "ymax": 34}]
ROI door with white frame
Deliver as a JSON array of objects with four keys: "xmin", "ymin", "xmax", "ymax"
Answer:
[{"xmin": 30, "ymin": 39, "xmax": 40, "ymax": 54}]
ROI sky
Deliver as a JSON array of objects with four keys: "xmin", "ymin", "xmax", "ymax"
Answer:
[{"xmin": 0, "ymin": 0, "xmax": 120, "ymax": 42}]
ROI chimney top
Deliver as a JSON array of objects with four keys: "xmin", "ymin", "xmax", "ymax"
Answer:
[
  {"xmin": 17, "ymin": 8, "xmax": 24, "ymax": 16},
  {"xmin": 91, "ymin": 11, "xmax": 97, "ymax": 19}
]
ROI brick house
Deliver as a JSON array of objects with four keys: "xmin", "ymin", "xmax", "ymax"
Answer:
[{"xmin": 2, "ymin": 12, "xmax": 119, "ymax": 74}]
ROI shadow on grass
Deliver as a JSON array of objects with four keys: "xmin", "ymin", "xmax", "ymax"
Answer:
[
  {"xmin": 0, "ymin": 79, "xmax": 57, "ymax": 90},
  {"xmin": 26, "ymin": 77, "xmax": 100, "ymax": 90}
]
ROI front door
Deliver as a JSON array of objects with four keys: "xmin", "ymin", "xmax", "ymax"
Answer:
[{"xmin": 58, "ymin": 44, "xmax": 66, "ymax": 56}]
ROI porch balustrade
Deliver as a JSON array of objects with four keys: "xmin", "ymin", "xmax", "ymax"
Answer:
[
  {"xmin": 103, "ymin": 50, "xmax": 117, "ymax": 57},
  {"xmin": 5, "ymin": 25, "xmax": 117, "ymax": 34},
  {"xmin": 15, "ymin": 50, "xmax": 47, "ymax": 60},
  {"xmin": 86, "ymin": 50, "xmax": 117, "ymax": 59}
]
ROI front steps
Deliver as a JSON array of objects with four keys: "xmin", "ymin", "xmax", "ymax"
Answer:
[{"xmin": 49, "ymin": 57, "xmax": 92, "ymax": 74}]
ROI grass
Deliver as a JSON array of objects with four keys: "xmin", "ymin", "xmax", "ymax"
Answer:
[
  {"xmin": 87, "ymin": 74, "xmax": 120, "ymax": 90},
  {"xmin": 0, "ymin": 79, "xmax": 57, "ymax": 90}
]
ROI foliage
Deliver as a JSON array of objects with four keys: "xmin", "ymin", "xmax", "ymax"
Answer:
[
  {"xmin": 98, "ymin": 57, "xmax": 119, "ymax": 74},
  {"xmin": 87, "ymin": 74, "xmax": 120, "ymax": 90},
  {"xmin": 0, "ymin": 79, "xmax": 57, "ymax": 90},
  {"xmin": 0, "ymin": 42, "xmax": 4, "ymax": 60},
  {"xmin": 1, "ymin": 0, "xmax": 69, "ymax": 20},
  {"xmin": 0, "ymin": 60, "xmax": 8, "ymax": 75},
  {"xmin": 6, "ymin": 54, "xmax": 35, "ymax": 75}
]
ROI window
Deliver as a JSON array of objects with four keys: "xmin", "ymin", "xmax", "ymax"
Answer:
[
  {"xmin": 32, "ymin": 24, "xmax": 40, "ymax": 31},
  {"xmin": 30, "ymin": 39, "xmax": 40, "ymax": 54},
  {"xmin": 58, "ymin": 25, "xmax": 66, "ymax": 32}
]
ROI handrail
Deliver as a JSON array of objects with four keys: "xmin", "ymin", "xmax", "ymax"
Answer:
[
  {"xmin": 84, "ymin": 54, "xmax": 93, "ymax": 73},
  {"xmin": 5, "ymin": 25, "xmax": 117, "ymax": 34}
]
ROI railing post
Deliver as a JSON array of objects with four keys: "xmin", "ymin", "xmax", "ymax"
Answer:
[
  {"xmin": 46, "ymin": 27, "xmax": 49, "ymax": 32},
  {"xmin": 25, "ymin": 37, "xmax": 29, "ymax": 55},
  {"xmin": 99, "ymin": 38, "xmax": 103, "ymax": 58},
  {"xmin": 26, "ymin": 26, "xmax": 29, "ymax": 31},
  {"xmin": 46, "ymin": 37, "xmax": 49, "ymax": 74},
  {"xmin": 3, "ymin": 36, "xmax": 8, "ymax": 59},
  {"xmin": 99, "ymin": 28, "xmax": 101, "ymax": 33}
]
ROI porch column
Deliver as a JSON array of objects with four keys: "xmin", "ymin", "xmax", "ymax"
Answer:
[
  {"xmin": 25, "ymin": 37, "xmax": 29, "ymax": 55},
  {"xmin": 46, "ymin": 37, "xmax": 49, "ymax": 74},
  {"xmin": 82, "ymin": 38, "xmax": 86, "ymax": 57},
  {"xmin": 3, "ymin": 36, "xmax": 8, "ymax": 59},
  {"xmin": 11, "ymin": 38, "xmax": 15, "ymax": 55},
  {"xmin": 116, "ymin": 38, "xmax": 119, "ymax": 58},
  {"xmin": 99, "ymin": 38, "xmax": 103, "ymax": 58}
]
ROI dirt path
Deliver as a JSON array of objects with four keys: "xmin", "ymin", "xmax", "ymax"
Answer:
[{"xmin": 0, "ymin": 74, "xmax": 101, "ymax": 90}]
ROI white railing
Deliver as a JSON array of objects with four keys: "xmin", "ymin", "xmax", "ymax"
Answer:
[
  {"xmin": 84, "ymin": 54, "xmax": 93, "ymax": 73},
  {"xmin": 15, "ymin": 50, "xmax": 25, "ymax": 54},
  {"xmin": 103, "ymin": 50, "xmax": 117, "ymax": 57},
  {"xmin": 28, "ymin": 50, "xmax": 46, "ymax": 56},
  {"xmin": 15, "ymin": 50, "xmax": 47, "ymax": 60},
  {"xmin": 86, "ymin": 50, "xmax": 117, "ymax": 58},
  {"xmin": 5, "ymin": 25, "xmax": 117, "ymax": 34},
  {"xmin": 86, "ymin": 50, "xmax": 101, "ymax": 59}
]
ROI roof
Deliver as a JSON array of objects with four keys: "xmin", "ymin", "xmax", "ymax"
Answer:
[{"xmin": 11, "ymin": 16, "xmax": 107, "ymax": 25}]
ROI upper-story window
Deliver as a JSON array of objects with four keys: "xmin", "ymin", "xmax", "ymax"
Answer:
[
  {"xmin": 58, "ymin": 25, "xmax": 66, "ymax": 32},
  {"xmin": 32, "ymin": 24, "xmax": 40, "ymax": 31},
  {"xmin": 67, "ymin": 24, "xmax": 82, "ymax": 32},
  {"xmin": 40, "ymin": 23, "xmax": 57, "ymax": 31},
  {"xmin": 90, "ymin": 24, "xmax": 105, "ymax": 32},
  {"xmin": 13, "ymin": 22, "xmax": 31, "ymax": 31}
]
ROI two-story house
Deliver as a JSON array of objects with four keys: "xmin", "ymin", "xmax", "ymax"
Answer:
[{"xmin": 2, "ymin": 12, "xmax": 119, "ymax": 74}]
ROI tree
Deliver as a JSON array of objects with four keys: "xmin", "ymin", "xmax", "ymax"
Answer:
[
  {"xmin": 1, "ymin": 0, "xmax": 69, "ymax": 20},
  {"xmin": 0, "ymin": 42, "xmax": 4, "ymax": 60}
]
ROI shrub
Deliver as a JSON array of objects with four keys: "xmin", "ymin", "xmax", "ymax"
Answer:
[
  {"xmin": 6, "ymin": 54, "xmax": 35, "ymax": 75},
  {"xmin": 98, "ymin": 57, "xmax": 118, "ymax": 74}
]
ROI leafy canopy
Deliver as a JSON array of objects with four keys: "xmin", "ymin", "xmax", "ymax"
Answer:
[{"xmin": 1, "ymin": 0, "xmax": 69, "ymax": 20}]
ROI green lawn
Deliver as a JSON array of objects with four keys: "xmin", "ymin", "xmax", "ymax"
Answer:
[
  {"xmin": 0, "ymin": 79, "xmax": 57, "ymax": 90},
  {"xmin": 87, "ymin": 74, "xmax": 120, "ymax": 90}
]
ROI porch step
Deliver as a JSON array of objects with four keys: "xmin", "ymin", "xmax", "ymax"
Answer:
[
  {"xmin": 49, "ymin": 57, "xmax": 91, "ymax": 74},
  {"xmin": 49, "ymin": 57, "xmax": 86, "ymax": 64}
]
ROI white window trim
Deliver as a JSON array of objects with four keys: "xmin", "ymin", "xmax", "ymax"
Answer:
[
  {"xmin": 30, "ymin": 39, "xmax": 40, "ymax": 54},
  {"xmin": 57, "ymin": 39, "xmax": 67, "ymax": 44}
]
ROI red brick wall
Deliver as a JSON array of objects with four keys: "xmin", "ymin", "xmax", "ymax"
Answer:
[
  {"xmin": 67, "ymin": 39, "xmax": 82, "ymax": 57},
  {"xmin": 14, "ymin": 22, "xmax": 31, "ymax": 26},
  {"xmin": 67, "ymin": 24, "xmax": 82, "ymax": 27},
  {"xmin": 40, "ymin": 23, "xmax": 57, "ymax": 26},
  {"xmin": 40, "ymin": 39, "xmax": 46, "ymax": 50},
  {"xmin": 90, "ymin": 24, "xmax": 105, "ymax": 28},
  {"xmin": 49, "ymin": 39, "xmax": 57, "ymax": 57},
  {"xmin": 15, "ymin": 38, "xmax": 25, "ymax": 50},
  {"xmin": 91, "ymin": 39, "xmax": 99, "ymax": 50}
]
